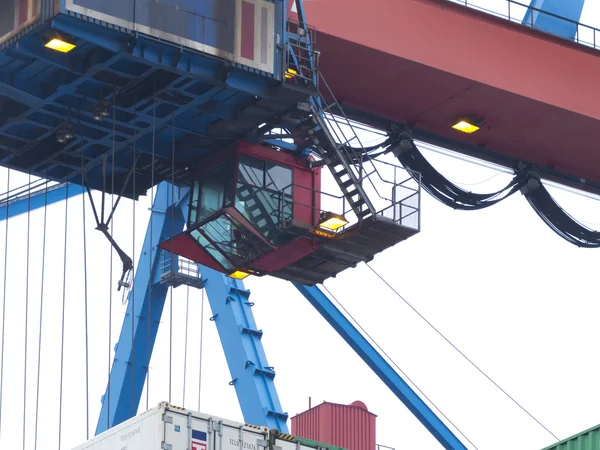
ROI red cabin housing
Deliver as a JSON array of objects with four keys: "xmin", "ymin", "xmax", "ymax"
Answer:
[{"xmin": 159, "ymin": 142, "xmax": 419, "ymax": 285}]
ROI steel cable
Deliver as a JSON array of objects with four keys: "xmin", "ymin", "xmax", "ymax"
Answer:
[
  {"xmin": 81, "ymin": 150, "xmax": 90, "ymax": 440},
  {"xmin": 146, "ymin": 81, "xmax": 157, "ymax": 411},
  {"xmin": 321, "ymin": 283, "xmax": 479, "ymax": 449},
  {"xmin": 197, "ymin": 288, "xmax": 205, "ymax": 412},
  {"xmin": 22, "ymin": 175, "xmax": 31, "ymax": 450},
  {"xmin": 169, "ymin": 112, "xmax": 175, "ymax": 404},
  {"xmin": 0, "ymin": 168, "xmax": 9, "ymax": 443},
  {"xmin": 58, "ymin": 181, "xmax": 69, "ymax": 449},
  {"xmin": 131, "ymin": 106, "xmax": 137, "ymax": 418},
  {"xmin": 34, "ymin": 171, "xmax": 48, "ymax": 450},
  {"xmin": 183, "ymin": 286, "xmax": 190, "ymax": 408},
  {"xmin": 107, "ymin": 85, "xmax": 117, "ymax": 429},
  {"xmin": 364, "ymin": 262, "xmax": 560, "ymax": 441}
]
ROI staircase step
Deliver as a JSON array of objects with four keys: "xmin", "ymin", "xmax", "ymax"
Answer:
[{"xmin": 340, "ymin": 179, "xmax": 355, "ymax": 188}]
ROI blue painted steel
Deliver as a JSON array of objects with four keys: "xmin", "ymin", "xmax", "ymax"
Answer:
[
  {"xmin": 96, "ymin": 182, "xmax": 186, "ymax": 434},
  {"xmin": 523, "ymin": 0, "xmax": 585, "ymax": 40},
  {"xmin": 97, "ymin": 181, "xmax": 288, "ymax": 433},
  {"xmin": 293, "ymin": 284, "xmax": 467, "ymax": 450},
  {"xmin": 0, "ymin": 183, "xmax": 80, "ymax": 221},
  {"xmin": 200, "ymin": 266, "xmax": 289, "ymax": 432}
]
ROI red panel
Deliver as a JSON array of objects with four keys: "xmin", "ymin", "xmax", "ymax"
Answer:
[
  {"xmin": 250, "ymin": 237, "xmax": 316, "ymax": 272},
  {"xmin": 290, "ymin": 0, "xmax": 600, "ymax": 185},
  {"xmin": 241, "ymin": 1, "xmax": 255, "ymax": 60},
  {"xmin": 293, "ymin": 166, "xmax": 320, "ymax": 227},
  {"xmin": 158, "ymin": 233, "xmax": 224, "ymax": 272},
  {"xmin": 19, "ymin": 0, "xmax": 29, "ymax": 25},
  {"xmin": 291, "ymin": 401, "xmax": 376, "ymax": 450}
]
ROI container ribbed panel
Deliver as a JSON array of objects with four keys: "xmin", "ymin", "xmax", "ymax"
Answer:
[{"xmin": 291, "ymin": 401, "xmax": 376, "ymax": 450}]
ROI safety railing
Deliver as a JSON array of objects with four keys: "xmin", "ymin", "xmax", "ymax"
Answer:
[
  {"xmin": 279, "ymin": 159, "xmax": 421, "ymax": 233},
  {"xmin": 159, "ymin": 250, "xmax": 204, "ymax": 288},
  {"xmin": 446, "ymin": 0, "xmax": 600, "ymax": 50},
  {"xmin": 285, "ymin": 19, "xmax": 320, "ymax": 88}
]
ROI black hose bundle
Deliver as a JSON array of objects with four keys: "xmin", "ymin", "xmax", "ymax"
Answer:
[
  {"xmin": 389, "ymin": 133, "xmax": 527, "ymax": 210},
  {"xmin": 522, "ymin": 173, "xmax": 600, "ymax": 247}
]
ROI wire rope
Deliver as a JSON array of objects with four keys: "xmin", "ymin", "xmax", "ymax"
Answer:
[
  {"xmin": 364, "ymin": 262, "xmax": 560, "ymax": 441},
  {"xmin": 58, "ymin": 181, "xmax": 69, "ymax": 449},
  {"xmin": 321, "ymin": 283, "xmax": 479, "ymax": 450},
  {"xmin": 183, "ymin": 286, "xmax": 190, "ymax": 408},
  {"xmin": 131, "ymin": 106, "xmax": 137, "ymax": 418},
  {"xmin": 34, "ymin": 170, "xmax": 48, "ymax": 450},
  {"xmin": 0, "ymin": 168, "xmax": 10, "ymax": 443},
  {"xmin": 107, "ymin": 86, "xmax": 117, "ymax": 429},
  {"xmin": 146, "ymin": 80, "xmax": 157, "ymax": 412},
  {"xmin": 22, "ymin": 174, "xmax": 31, "ymax": 450},
  {"xmin": 168, "ymin": 112, "xmax": 176, "ymax": 405},
  {"xmin": 197, "ymin": 288, "xmax": 205, "ymax": 412},
  {"xmin": 81, "ymin": 146, "xmax": 90, "ymax": 440}
]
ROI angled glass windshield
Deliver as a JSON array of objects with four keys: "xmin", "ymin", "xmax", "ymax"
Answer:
[
  {"xmin": 236, "ymin": 155, "xmax": 293, "ymax": 245},
  {"xmin": 188, "ymin": 161, "xmax": 234, "ymax": 227}
]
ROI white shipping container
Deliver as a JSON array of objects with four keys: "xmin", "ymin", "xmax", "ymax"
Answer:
[{"xmin": 72, "ymin": 402, "xmax": 270, "ymax": 450}]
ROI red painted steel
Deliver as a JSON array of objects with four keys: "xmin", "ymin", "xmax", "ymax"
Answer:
[
  {"xmin": 158, "ymin": 233, "xmax": 224, "ymax": 272},
  {"xmin": 291, "ymin": 0, "xmax": 600, "ymax": 186},
  {"xmin": 251, "ymin": 237, "xmax": 316, "ymax": 272},
  {"xmin": 241, "ymin": 1, "xmax": 256, "ymax": 60},
  {"xmin": 291, "ymin": 401, "xmax": 376, "ymax": 450}
]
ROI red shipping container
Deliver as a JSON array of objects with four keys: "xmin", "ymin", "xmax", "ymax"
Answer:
[{"xmin": 291, "ymin": 401, "xmax": 376, "ymax": 450}]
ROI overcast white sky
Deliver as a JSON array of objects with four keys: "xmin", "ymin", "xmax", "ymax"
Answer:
[{"xmin": 2, "ymin": 1, "xmax": 600, "ymax": 450}]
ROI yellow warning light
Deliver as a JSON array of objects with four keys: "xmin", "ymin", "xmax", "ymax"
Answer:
[
  {"xmin": 284, "ymin": 68, "xmax": 298, "ymax": 79},
  {"xmin": 318, "ymin": 212, "xmax": 348, "ymax": 232},
  {"xmin": 452, "ymin": 120, "xmax": 480, "ymax": 134},
  {"xmin": 45, "ymin": 38, "xmax": 76, "ymax": 53},
  {"xmin": 229, "ymin": 270, "xmax": 251, "ymax": 280}
]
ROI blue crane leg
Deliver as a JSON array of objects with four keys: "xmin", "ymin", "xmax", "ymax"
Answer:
[
  {"xmin": 523, "ymin": 0, "xmax": 585, "ymax": 40},
  {"xmin": 0, "ymin": 183, "xmax": 81, "ymax": 220},
  {"xmin": 202, "ymin": 266, "xmax": 289, "ymax": 432},
  {"xmin": 96, "ymin": 182, "xmax": 186, "ymax": 434},
  {"xmin": 293, "ymin": 284, "xmax": 468, "ymax": 450}
]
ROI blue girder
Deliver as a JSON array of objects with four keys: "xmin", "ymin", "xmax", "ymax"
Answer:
[
  {"xmin": 93, "ymin": 181, "xmax": 288, "ymax": 434},
  {"xmin": 523, "ymin": 0, "xmax": 585, "ymax": 40},
  {"xmin": 293, "ymin": 284, "xmax": 467, "ymax": 450}
]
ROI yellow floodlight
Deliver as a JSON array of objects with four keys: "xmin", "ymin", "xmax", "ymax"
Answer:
[
  {"xmin": 229, "ymin": 270, "xmax": 251, "ymax": 280},
  {"xmin": 285, "ymin": 68, "xmax": 297, "ymax": 79},
  {"xmin": 452, "ymin": 120, "xmax": 480, "ymax": 134},
  {"xmin": 45, "ymin": 38, "xmax": 76, "ymax": 53},
  {"xmin": 318, "ymin": 212, "xmax": 348, "ymax": 232}
]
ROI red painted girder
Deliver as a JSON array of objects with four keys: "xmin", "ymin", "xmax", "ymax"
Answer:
[{"xmin": 293, "ymin": 0, "xmax": 600, "ymax": 185}]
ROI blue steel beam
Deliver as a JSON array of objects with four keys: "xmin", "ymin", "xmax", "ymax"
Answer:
[
  {"xmin": 96, "ymin": 182, "xmax": 186, "ymax": 434},
  {"xmin": 97, "ymin": 181, "xmax": 288, "ymax": 433},
  {"xmin": 202, "ymin": 266, "xmax": 289, "ymax": 432},
  {"xmin": 0, "ymin": 183, "xmax": 81, "ymax": 221},
  {"xmin": 293, "ymin": 284, "xmax": 468, "ymax": 450},
  {"xmin": 523, "ymin": 0, "xmax": 585, "ymax": 40}
]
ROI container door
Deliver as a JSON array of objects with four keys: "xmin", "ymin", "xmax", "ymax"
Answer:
[
  {"xmin": 218, "ymin": 420, "xmax": 269, "ymax": 450},
  {"xmin": 164, "ymin": 410, "xmax": 214, "ymax": 450}
]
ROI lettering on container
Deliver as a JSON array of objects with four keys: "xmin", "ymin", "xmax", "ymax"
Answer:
[
  {"xmin": 230, "ymin": 439, "xmax": 257, "ymax": 450},
  {"xmin": 120, "ymin": 427, "xmax": 141, "ymax": 442}
]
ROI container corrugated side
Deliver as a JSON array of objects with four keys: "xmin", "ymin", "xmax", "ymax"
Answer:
[
  {"xmin": 0, "ymin": 0, "xmax": 57, "ymax": 48},
  {"xmin": 63, "ymin": 0, "xmax": 277, "ymax": 74},
  {"xmin": 291, "ymin": 401, "xmax": 376, "ymax": 450},
  {"xmin": 72, "ymin": 402, "xmax": 270, "ymax": 450},
  {"xmin": 541, "ymin": 423, "xmax": 600, "ymax": 450}
]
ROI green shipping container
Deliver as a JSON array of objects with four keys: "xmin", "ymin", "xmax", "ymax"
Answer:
[{"xmin": 542, "ymin": 424, "xmax": 600, "ymax": 450}]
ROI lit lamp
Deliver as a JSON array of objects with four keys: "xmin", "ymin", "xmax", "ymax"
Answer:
[
  {"xmin": 45, "ymin": 37, "xmax": 76, "ymax": 53},
  {"xmin": 317, "ymin": 212, "xmax": 348, "ymax": 232},
  {"xmin": 451, "ymin": 118, "xmax": 482, "ymax": 134},
  {"xmin": 228, "ymin": 270, "xmax": 251, "ymax": 280},
  {"xmin": 284, "ymin": 68, "xmax": 297, "ymax": 80}
]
